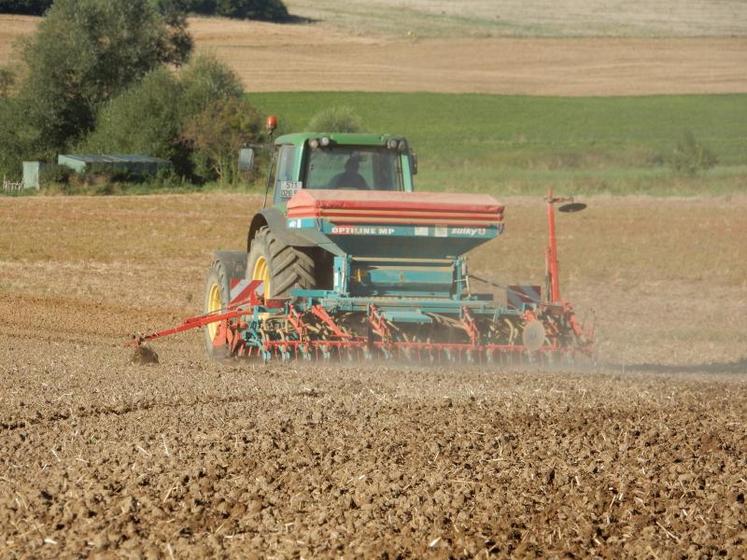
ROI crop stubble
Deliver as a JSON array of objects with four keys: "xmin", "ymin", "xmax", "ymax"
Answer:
[{"xmin": 0, "ymin": 194, "xmax": 745, "ymax": 557}]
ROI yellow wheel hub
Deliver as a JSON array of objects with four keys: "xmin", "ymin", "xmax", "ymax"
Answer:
[
  {"xmin": 206, "ymin": 281, "xmax": 222, "ymax": 341},
  {"xmin": 252, "ymin": 255, "xmax": 271, "ymax": 298}
]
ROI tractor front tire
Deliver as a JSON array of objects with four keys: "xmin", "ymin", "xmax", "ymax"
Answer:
[
  {"xmin": 203, "ymin": 252, "xmax": 246, "ymax": 360},
  {"xmin": 247, "ymin": 226, "xmax": 315, "ymax": 299}
]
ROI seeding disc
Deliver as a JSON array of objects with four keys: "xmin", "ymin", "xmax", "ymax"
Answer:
[
  {"xmin": 522, "ymin": 320, "xmax": 546, "ymax": 353},
  {"xmin": 558, "ymin": 202, "xmax": 587, "ymax": 213}
]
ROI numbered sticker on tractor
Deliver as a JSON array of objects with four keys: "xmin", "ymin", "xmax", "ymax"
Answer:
[{"xmin": 279, "ymin": 181, "xmax": 303, "ymax": 198}]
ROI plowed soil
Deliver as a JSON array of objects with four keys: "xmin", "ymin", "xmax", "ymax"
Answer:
[{"xmin": 1, "ymin": 194, "xmax": 745, "ymax": 558}]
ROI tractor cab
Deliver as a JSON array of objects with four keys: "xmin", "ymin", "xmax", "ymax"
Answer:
[
  {"xmin": 267, "ymin": 133, "xmax": 417, "ymax": 207},
  {"xmin": 243, "ymin": 125, "xmax": 503, "ymax": 305}
]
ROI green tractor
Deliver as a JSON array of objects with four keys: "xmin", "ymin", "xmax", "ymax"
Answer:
[{"xmin": 137, "ymin": 118, "xmax": 592, "ymax": 362}]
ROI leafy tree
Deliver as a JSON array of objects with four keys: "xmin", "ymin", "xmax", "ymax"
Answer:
[
  {"xmin": 182, "ymin": 96, "xmax": 261, "ymax": 183},
  {"xmin": 0, "ymin": 98, "xmax": 26, "ymax": 178},
  {"xmin": 178, "ymin": 54, "xmax": 244, "ymax": 116},
  {"xmin": 155, "ymin": 0, "xmax": 194, "ymax": 65},
  {"xmin": 79, "ymin": 54, "xmax": 255, "ymax": 182},
  {"xmin": 80, "ymin": 69, "xmax": 184, "ymax": 160},
  {"xmin": 14, "ymin": 0, "xmax": 192, "ymax": 159}
]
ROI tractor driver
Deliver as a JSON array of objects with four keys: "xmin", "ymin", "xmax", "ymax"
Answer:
[{"xmin": 331, "ymin": 155, "xmax": 368, "ymax": 189}]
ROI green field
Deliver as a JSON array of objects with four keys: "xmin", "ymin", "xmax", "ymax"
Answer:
[{"xmin": 251, "ymin": 92, "xmax": 747, "ymax": 195}]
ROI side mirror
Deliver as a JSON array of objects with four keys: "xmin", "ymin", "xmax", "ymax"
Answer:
[{"xmin": 238, "ymin": 148, "xmax": 255, "ymax": 172}]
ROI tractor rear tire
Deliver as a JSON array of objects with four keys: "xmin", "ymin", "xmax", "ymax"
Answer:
[
  {"xmin": 247, "ymin": 226, "xmax": 315, "ymax": 299},
  {"xmin": 203, "ymin": 252, "xmax": 247, "ymax": 360}
]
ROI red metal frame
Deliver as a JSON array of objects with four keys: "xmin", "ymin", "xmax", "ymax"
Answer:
[
  {"xmin": 134, "ymin": 307, "xmax": 248, "ymax": 345},
  {"xmin": 545, "ymin": 189, "xmax": 561, "ymax": 304},
  {"xmin": 544, "ymin": 188, "xmax": 586, "ymax": 305},
  {"xmin": 132, "ymin": 280, "xmax": 264, "ymax": 345},
  {"xmin": 368, "ymin": 304, "xmax": 392, "ymax": 343},
  {"xmin": 461, "ymin": 307, "xmax": 480, "ymax": 346},
  {"xmin": 310, "ymin": 305, "xmax": 352, "ymax": 339},
  {"xmin": 287, "ymin": 306, "xmax": 307, "ymax": 338}
]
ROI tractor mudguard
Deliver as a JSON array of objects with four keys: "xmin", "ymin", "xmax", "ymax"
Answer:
[
  {"xmin": 212, "ymin": 251, "xmax": 248, "ymax": 282},
  {"xmin": 248, "ymin": 208, "xmax": 316, "ymax": 252}
]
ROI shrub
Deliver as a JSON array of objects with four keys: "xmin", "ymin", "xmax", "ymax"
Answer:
[
  {"xmin": 178, "ymin": 54, "xmax": 245, "ymax": 117},
  {"xmin": 80, "ymin": 69, "xmax": 184, "ymax": 163},
  {"xmin": 0, "ymin": 68, "xmax": 14, "ymax": 98},
  {"xmin": 39, "ymin": 163, "xmax": 73, "ymax": 186},
  {"xmin": 150, "ymin": 165, "xmax": 183, "ymax": 188},
  {"xmin": 182, "ymin": 96, "xmax": 261, "ymax": 183},
  {"xmin": 79, "ymin": 55, "xmax": 258, "ymax": 183},
  {"xmin": 6, "ymin": 0, "xmax": 192, "ymax": 161},
  {"xmin": 188, "ymin": 0, "xmax": 288, "ymax": 20},
  {"xmin": 0, "ymin": 97, "xmax": 28, "ymax": 179},
  {"xmin": 669, "ymin": 130, "xmax": 718, "ymax": 176},
  {"xmin": 0, "ymin": 0, "xmax": 198, "ymax": 185},
  {"xmin": 307, "ymin": 106, "xmax": 364, "ymax": 133}
]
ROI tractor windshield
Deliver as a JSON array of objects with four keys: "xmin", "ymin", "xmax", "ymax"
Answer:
[{"xmin": 304, "ymin": 146, "xmax": 403, "ymax": 191}]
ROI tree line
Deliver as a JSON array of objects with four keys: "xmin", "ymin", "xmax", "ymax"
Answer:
[
  {"xmin": 0, "ymin": 0, "xmax": 289, "ymax": 20},
  {"xmin": 0, "ymin": 1, "xmax": 53, "ymax": 15},
  {"xmin": 0, "ymin": 0, "xmax": 274, "ymax": 187}
]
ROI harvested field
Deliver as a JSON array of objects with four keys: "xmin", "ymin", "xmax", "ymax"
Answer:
[
  {"xmin": 1, "ymin": 15, "xmax": 746, "ymax": 95},
  {"xmin": 196, "ymin": 32, "xmax": 747, "ymax": 96},
  {"xmin": 1, "ymin": 194, "xmax": 745, "ymax": 557},
  {"xmin": 285, "ymin": 0, "xmax": 747, "ymax": 38}
]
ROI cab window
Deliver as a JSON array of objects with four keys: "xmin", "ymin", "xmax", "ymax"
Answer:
[{"xmin": 304, "ymin": 146, "xmax": 403, "ymax": 191}]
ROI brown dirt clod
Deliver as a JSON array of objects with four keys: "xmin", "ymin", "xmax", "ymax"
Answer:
[{"xmin": 131, "ymin": 345, "xmax": 159, "ymax": 365}]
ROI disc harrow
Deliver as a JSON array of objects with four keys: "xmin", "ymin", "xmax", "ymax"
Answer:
[{"xmin": 134, "ymin": 283, "xmax": 593, "ymax": 364}]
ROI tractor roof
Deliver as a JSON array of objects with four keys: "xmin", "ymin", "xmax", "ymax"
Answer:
[{"xmin": 274, "ymin": 132, "xmax": 401, "ymax": 147}]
